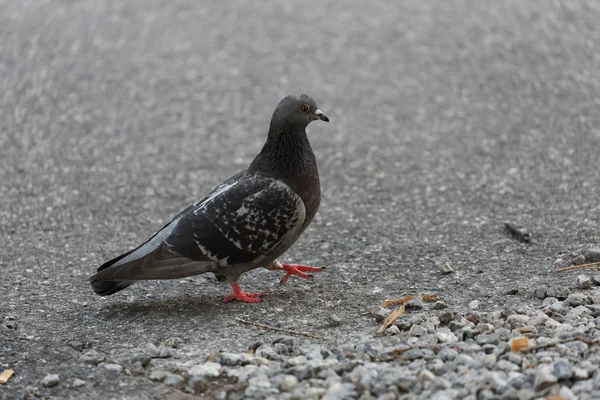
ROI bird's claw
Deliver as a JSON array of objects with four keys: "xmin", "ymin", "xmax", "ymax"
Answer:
[{"xmin": 277, "ymin": 263, "xmax": 325, "ymax": 284}]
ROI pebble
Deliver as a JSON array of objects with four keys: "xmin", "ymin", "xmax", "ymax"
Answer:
[
  {"xmin": 468, "ymin": 300, "xmax": 480, "ymax": 310},
  {"xmin": 534, "ymin": 287, "xmax": 547, "ymax": 299},
  {"xmin": 329, "ymin": 314, "xmax": 342, "ymax": 326},
  {"xmin": 72, "ymin": 379, "xmax": 86, "ymax": 387},
  {"xmin": 534, "ymin": 366, "xmax": 558, "ymax": 390},
  {"xmin": 584, "ymin": 247, "xmax": 600, "ymax": 262},
  {"xmin": 547, "ymin": 287, "xmax": 569, "ymax": 300},
  {"xmin": 408, "ymin": 324, "xmax": 428, "ymax": 337},
  {"xmin": 164, "ymin": 374, "xmax": 184, "ymax": 387},
  {"xmin": 566, "ymin": 293, "xmax": 590, "ymax": 307},
  {"xmin": 80, "ymin": 350, "xmax": 106, "ymax": 365},
  {"xmin": 157, "ymin": 347, "xmax": 175, "ymax": 358},
  {"xmin": 385, "ymin": 325, "xmax": 400, "ymax": 336},
  {"xmin": 188, "ymin": 361, "xmax": 221, "ymax": 378},
  {"xmin": 573, "ymin": 254, "xmax": 587, "ymax": 265},
  {"xmin": 373, "ymin": 307, "xmax": 391, "ymax": 322},
  {"xmin": 102, "ymin": 363, "xmax": 123, "ymax": 373},
  {"xmin": 40, "ymin": 374, "xmax": 60, "ymax": 387},
  {"xmin": 507, "ymin": 314, "xmax": 530, "ymax": 329},
  {"xmin": 577, "ymin": 275, "xmax": 591, "ymax": 290},
  {"xmin": 440, "ymin": 263, "xmax": 454, "ymax": 274},
  {"xmin": 432, "ymin": 301, "xmax": 448, "ymax": 310},
  {"xmin": 405, "ymin": 297, "xmax": 424, "ymax": 310},
  {"xmin": 592, "ymin": 275, "xmax": 600, "ymax": 286},
  {"xmin": 162, "ymin": 337, "xmax": 182, "ymax": 348}
]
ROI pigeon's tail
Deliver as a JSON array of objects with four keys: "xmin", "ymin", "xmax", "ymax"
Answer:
[{"xmin": 90, "ymin": 248, "xmax": 139, "ymax": 296}]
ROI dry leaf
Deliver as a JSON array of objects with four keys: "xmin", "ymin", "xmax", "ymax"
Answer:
[
  {"xmin": 0, "ymin": 369, "xmax": 14, "ymax": 384},
  {"xmin": 377, "ymin": 305, "xmax": 406, "ymax": 334},
  {"xmin": 381, "ymin": 295, "xmax": 414, "ymax": 308},
  {"xmin": 420, "ymin": 294, "xmax": 439, "ymax": 302},
  {"xmin": 511, "ymin": 337, "xmax": 529, "ymax": 352}
]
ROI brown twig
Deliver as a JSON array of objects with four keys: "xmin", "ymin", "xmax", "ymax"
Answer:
[
  {"xmin": 504, "ymin": 222, "xmax": 531, "ymax": 243},
  {"xmin": 376, "ymin": 305, "xmax": 406, "ymax": 335},
  {"xmin": 360, "ymin": 310, "xmax": 373, "ymax": 316},
  {"xmin": 381, "ymin": 295, "xmax": 414, "ymax": 308},
  {"xmin": 421, "ymin": 294, "xmax": 439, "ymax": 302},
  {"xmin": 556, "ymin": 261, "xmax": 600, "ymax": 273},
  {"xmin": 235, "ymin": 318, "xmax": 328, "ymax": 340}
]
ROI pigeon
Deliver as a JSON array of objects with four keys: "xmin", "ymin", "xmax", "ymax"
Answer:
[{"xmin": 90, "ymin": 94, "xmax": 329, "ymax": 302}]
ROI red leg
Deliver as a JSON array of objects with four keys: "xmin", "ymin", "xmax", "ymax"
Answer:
[
  {"xmin": 223, "ymin": 282, "xmax": 264, "ymax": 303},
  {"xmin": 268, "ymin": 262, "xmax": 326, "ymax": 284}
]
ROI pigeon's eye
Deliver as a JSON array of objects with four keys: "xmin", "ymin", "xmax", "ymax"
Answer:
[{"xmin": 299, "ymin": 104, "xmax": 310, "ymax": 113}]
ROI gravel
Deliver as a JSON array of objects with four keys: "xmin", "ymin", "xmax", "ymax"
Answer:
[{"xmin": 59, "ymin": 286, "xmax": 596, "ymax": 399}]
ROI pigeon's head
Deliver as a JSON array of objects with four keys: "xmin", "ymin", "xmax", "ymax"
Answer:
[{"xmin": 272, "ymin": 94, "xmax": 329, "ymax": 129}]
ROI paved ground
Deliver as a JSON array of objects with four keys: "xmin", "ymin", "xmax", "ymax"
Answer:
[{"xmin": 1, "ymin": 0, "xmax": 600, "ymax": 398}]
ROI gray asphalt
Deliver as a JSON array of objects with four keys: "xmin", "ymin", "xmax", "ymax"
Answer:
[{"xmin": 1, "ymin": 0, "xmax": 600, "ymax": 398}]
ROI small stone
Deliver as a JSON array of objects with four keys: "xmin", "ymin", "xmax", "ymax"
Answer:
[
  {"xmin": 432, "ymin": 301, "xmax": 448, "ymax": 310},
  {"xmin": 439, "ymin": 312, "xmax": 454, "ymax": 324},
  {"xmin": 465, "ymin": 314, "xmax": 479, "ymax": 325},
  {"xmin": 440, "ymin": 263, "xmax": 454, "ymax": 274},
  {"xmin": 408, "ymin": 324, "xmax": 428, "ymax": 337},
  {"xmin": 438, "ymin": 348, "xmax": 458, "ymax": 361},
  {"xmin": 506, "ymin": 287, "xmax": 519, "ymax": 295},
  {"xmin": 306, "ymin": 388, "xmax": 328, "ymax": 398},
  {"xmin": 405, "ymin": 297, "xmax": 424, "ymax": 310},
  {"xmin": 419, "ymin": 369, "xmax": 435, "ymax": 381},
  {"xmin": 162, "ymin": 337, "xmax": 182, "ymax": 348},
  {"xmin": 157, "ymin": 347, "xmax": 175, "ymax": 358},
  {"xmin": 280, "ymin": 375, "xmax": 298, "ymax": 391},
  {"xmin": 534, "ymin": 366, "xmax": 558, "ymax": 390},
  {"xmin": 534, "ymin": 287, "xmax": 548, "ymax": 299},
  {"xmin": 72, "ymin": 379, "xmax": 86, "ymax": 388},
  {"xmin": 584, "ymin": 247, "xmax": 600, "ymax": 262},
  {"xmin": 149, "ymin": 370, "xmax": 169, "ymax": 382},
  {"xmin": 507, "ymin": 314, "xmax": 530, "ymax": 329},
  {"xmin": 559, "ymin": 386, "xmax": 578, "ymax": 400},
  {"xmin": 566, "ymin": 293, "xmax": 590, "ymax": 307},
  {"xmin": 475, "ymin": 333, "xmax": 500, "ymax": 345},
  {"xmin": 592, "ymin": 275, "xmax": 600, "ymax": 286},
  {"xmin": 329, "ymin": 314, "xmax": 342, "ymax": 326},
  {"xmin": 547, "ymin": 287, "xmax": 569, "ymax": 300},
  {"xmin": 577, "ymin": 275, "xmax": 591, "ymax": 290},
  {"xmin": 373, "ymin": 307, "xmax": 391, "ymax": 322},
  {"xmin": 40, "ymin": 374, "xmax": 60, "ymax": 387},
  {"xmin": 220, "ymin": 352, "xmax": 241, "ymax": 366},
  {"xmin": 130, "ymin": 354, "xmax": 152, "ymax": 368},
  {"xmin": 468, "ymin": 300, "xmax": 480, "ymax": 310},
  {"xmin": 145, "ymin": 343, "xmax": 160, "ymax": 358},
  {"xmin": 272, "ymin": 336, "xmax": 296, "ymax": 352},
  {"xmin": 385, "ymin": 325, "xmax": 400, "ymax": 336},
  {"xmin": 572, "ymin": 254, "xmax": 586, "ymax": 265},
  {"xmin": 164, "ymin": 374, "xmax": 184, "ymax": 387},
  {"xmin": 552, "ymin": 359, "xmax": 574, "ymax": 380},
  {"xmin": 3, "ymin": 321, "xmax": 17, "ymax": 329},
  {"xmin": 102, "ymin": 363, "xmax": 123, "ymax": 373},
  {"xmin": 543, "ymin": 296, "xmax": 559, "ymax": 306},
  {"xmin": 188, "ymin": 362, "xmax": 221, "ymax": 378},
  {"xmin": 68, "ymin": 341, "xmax": 84, "ymax": 352},
  {"xmin": 323, "ymin": 382, "xmax": 348, "ymax": 399},
  {"xmin": 80, "ymin": 350, "xmax": 106, "ymax": 365},
  {"xmin": 255, "ymin": 344, "xmax": 280, "ymax": 361}
]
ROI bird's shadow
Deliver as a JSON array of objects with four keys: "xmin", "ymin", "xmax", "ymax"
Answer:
[{"xmin": 101, "ymin": 289, "xmax": 297, "ymax": 320}]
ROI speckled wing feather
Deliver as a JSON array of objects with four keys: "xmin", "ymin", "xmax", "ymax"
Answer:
[
  {"xmin": 167, "ymin": 173, "xmax": 306, "ymax": 268},
  {"xmin": 92, "ymin": 172, "xmax": 306, "ymax": 282}
]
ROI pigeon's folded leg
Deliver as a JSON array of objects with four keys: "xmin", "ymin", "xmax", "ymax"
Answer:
[
  {"xmin": 267, "ymin": 261, "xmax": 326, "ymax": 284},
  {"xmin": 223, "ymin": 277, "xmax": 265, "ymax": 303}
]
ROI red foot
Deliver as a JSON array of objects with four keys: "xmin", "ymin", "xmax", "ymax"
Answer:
[
  {"xmin": 278, "ymin": 263, "xmax": 326, "ymax": 284},
  {"xmin": 223, "ymin": 283, "xmax": 264, "ymax": 303}
]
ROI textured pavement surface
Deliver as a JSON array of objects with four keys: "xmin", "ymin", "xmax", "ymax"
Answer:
[{"xmin": 1, "ymin": 0, "xmax": 600, "ymax": 398}]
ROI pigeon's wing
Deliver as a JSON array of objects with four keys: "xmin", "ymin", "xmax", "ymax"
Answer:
[
  {"xmin": 92, "ymin": 174, "xmax": 305, "ymax": 282},
  {"xmin": 166, "ymin": 175, "xmax": 307, "ymax": 268}
]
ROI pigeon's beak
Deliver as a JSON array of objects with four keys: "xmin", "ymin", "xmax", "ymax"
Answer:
[{"xmin": 314, "ymin": 109, "xmax": 329, "ymax": 122}]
